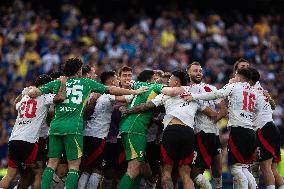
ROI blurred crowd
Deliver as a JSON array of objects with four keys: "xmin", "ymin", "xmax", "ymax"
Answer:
[{"xmin": 1, "ymin": 0, "xmax": 284, "ymax": 169}]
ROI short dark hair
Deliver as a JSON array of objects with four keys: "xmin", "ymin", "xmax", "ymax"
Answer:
[
  {"xmin": 233, "ymin": 58, "xmax": 249, "ymax": 71},
  {"xmin": 100, "ymin": 71, "xmax": 116, "ymax": 84},
  {"xmin": 154, "ymin": 70, "xmax": 164, "ymax": 77},
  {"xmin": 63, "ymin": 58, "xmax": 83, "ymax": 77},
  {"xmin": 49, "ymin": 71, "xmax": 63, "ymax": 80},
  {"xmin": 82, "ymin": 65, "xmax": 91, "ymax": 76},
  {"xmin": 137, "ymin": 70, "xmax": 155, "ymax": 82},
  {"xmin": 249, "ymin": 68, "xmax": 260, "ymax": 84},
  {"xmin": 172, "ymin": 71, "xmax": 188, "ymax": 86},
  {"xmin": 34, "ymin": 74, "xmax": 52, "ymax": 87},
  {"xmin": 187, "ymin": 61, "xmax": 201, "ymax": 71},
  {"xmin": 118, "ymin": 66, "xmax": 132, "ymax": 76},
  {"xmin": 236, "ymin": 68, "xmax": 251, "ymax": 82}
]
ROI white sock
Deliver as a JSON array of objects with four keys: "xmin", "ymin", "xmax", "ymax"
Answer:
[
  {"xmin": 77, "ymin": 172, "xmax": 90, "ymax": 189},
  {"xmin": 212, "ymin": 177, "xmax": 222, "ymax": 189},
  {"xmin": 103, "ymin": 178, "xmax": 113, "ymax": 189},
  {"xmin": 266, "ymin": 185, "xmax": 275, "ymax": 189},
  {"xmin": 243, "ymin": 166, "xmax": 257, "ymax": 189},
  {"xmin": 278, "ymin": 185, "xmax": 284, "ymax": 189},
  {"xmin": 87, "ymin": 172, "xmax": 102, "ymax": 189},
  {"xmin": 251, "ymin": 162, "xmax": 260, "ymax": 184},
  {"xmin": 231, "ymin": 165, "xmax": 248, "ymax": 189},
  {"xmin": 194, "ymin": 174, "xmax": 212, "ymax": 189}
]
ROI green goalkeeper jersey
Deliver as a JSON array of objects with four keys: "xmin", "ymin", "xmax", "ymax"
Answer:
[
  {"xmin": 119, "ymin": 81, "xmax": 165, "ymax": 136},
  {"xmin": 40, "ymin": 77, "xmax": 108, "ymax": 135}
]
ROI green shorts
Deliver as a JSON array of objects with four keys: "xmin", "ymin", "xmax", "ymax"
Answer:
[
  {"xmin": 122, "ymin": 133, "xmax": 146, "ymax": 162},
  {"xmin": 48, "ymin": 134, "xmax": 83, "ymax": 161}
]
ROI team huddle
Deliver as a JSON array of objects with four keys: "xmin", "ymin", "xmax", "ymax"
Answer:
[{"xmin": 0, "ymin": 57, "xmax": 283, "ymax": 189}]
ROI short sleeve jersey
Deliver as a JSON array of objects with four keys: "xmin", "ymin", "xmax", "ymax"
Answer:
[
  {"xmin": 119, "ymin": 82, "xmax": 165, "ymax": 136},
  {"xmin": 40, "ymin": 77, "xmax": 108, "ymax": 135},
  {"xmin": 10, "ymin": 94, "xmax": 55, "ymax": 143}
]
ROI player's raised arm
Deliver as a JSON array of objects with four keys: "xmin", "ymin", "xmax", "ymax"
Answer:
[
  {"xmin": 160, "ymin": 86, "xmax": 186, "ymax": 96},
  {"xmin": 53, "ymin": 76, "xmax": 67, "ymax": 103},
  {"xmin": 106, "ymin": 86, "xmax": 148, "ymax": 96}
]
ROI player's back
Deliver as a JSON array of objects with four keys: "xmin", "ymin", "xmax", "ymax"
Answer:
[
  {"xmin": 227, "ymin": 82, "xmax": 258, "ymax": 129},
  {"xmin": 41, "ymin": 77, "xmax": 107, "ymax": 135},
  {"xmin": 10, "ymin": 94, "xmax": 55, "ymax": 143}
]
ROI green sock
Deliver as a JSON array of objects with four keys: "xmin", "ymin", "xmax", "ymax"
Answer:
[
  {"xmin": 41, "ymin": 167, "xmax": 55, "ymax": 189},
  {"xmin": 133, "ymin": 176, "xmax": 142, "ymax": 189},
  {"xmin": 118, "ymin": 173, "xmax": 136, "ymax": 189},
  {"xmin": 66, "ymin": 169, "xmax": 79, "ymax": 189}
]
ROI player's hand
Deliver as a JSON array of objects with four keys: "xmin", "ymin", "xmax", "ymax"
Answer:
[
  {"xmin": 119, "ymin": 106, "xmax": 127, "ymax": 114},
  {"xmin": 180, "ymin": 92, "xmax": 193, "ymax": 101},
  {"xmin": 263, "ymin": 90, "xmax": 271, "ymax": 99},
  {"xmin": 58, "ymin": 76, "xmax": 67, "ymax": 84},
  {"xmin": 27, "ymin": 87, "xmax": 41, "ymax": 98},
  {"xmin": 22, "ymin": 86, "xmax": 34, "ymax": 95},
  {"xmin": 134, "ymin": 86, "xmax": 149, "ymax": 95},
  {"xmin": 89, "ymin": 92, "xmax": 101, "ymax": 102}
]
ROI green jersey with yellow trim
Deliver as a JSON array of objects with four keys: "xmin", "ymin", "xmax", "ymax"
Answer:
[
  {"xmin": 119, "ymin": 82, "xmax": 165, "ymax": 136},
  {"xmin": 40, "ymin": 77, "xmax": 108, "ymax": 135}
]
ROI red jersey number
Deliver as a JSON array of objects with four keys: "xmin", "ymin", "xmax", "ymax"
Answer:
[
  {"xmin": 242, "ymin": 91, "xmax": 256, "ymax": 112},
  {"xmin": 19, "ymin": 99, "xmax": 37, "ymax": 118}
]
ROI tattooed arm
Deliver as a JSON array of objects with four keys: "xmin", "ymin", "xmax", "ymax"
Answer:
[
  {"xmin": 53, "ymin": 76, "xmax": 67, "ymax": 103},
  {"xmin": 120, "ymin": 101, "xmax": 156, "ymax": 114}
]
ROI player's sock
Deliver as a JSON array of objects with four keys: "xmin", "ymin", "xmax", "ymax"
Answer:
[
  {"xmin": 86, "ymin": 172, "xmax": 102, "ymax": 189},
  {"xmin": 103, "ymin": 178, "xmax": 112, "ymax": 189},
  {"xmin": 41, "ymin": 167, "xmax": 55, "ymax": 189},
  {"xmin": 242, "ymin": 166, "xmax": 257, "ymax": 189},
  {"xmin": 77, "ymin": 172, "xmax": 90, "ymax": 189},
  {"xmin": 194, "ymin": 174, "xmax": 212, "ymax": 189},
  {"xmin": 266, "ymin": 185, "xmax": 275, "ymax": 189},
  {"xmin": 65, "ymin": 169, "xmax": 79, "ymax": 189},
  {"xmin": 117, "ymin": 173, "xmax": 136, "ymax": 189},
  {"xmin": 251, "ymin": 161, "xmax": 260, "ymax": 185},
  {"xmin": 231, "ymin": 165, "xmax": 248, "ymax": 189},
  {"xmin": 212, "ymin": 176, "xmax": 222, "ymax": 189}
]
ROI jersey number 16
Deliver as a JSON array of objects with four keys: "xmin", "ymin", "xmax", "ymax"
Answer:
[{"xmin": 242, "ymin": 91, "xmax": 256, "ymax": 112}]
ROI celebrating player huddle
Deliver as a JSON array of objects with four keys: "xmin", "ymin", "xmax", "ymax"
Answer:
[{"xmin": 1, "ymin": 57, "xmax": 283, "ymax": 189}]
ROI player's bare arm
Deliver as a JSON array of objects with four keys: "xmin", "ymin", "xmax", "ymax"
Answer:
[
  {"xmin": 83, "ymin": 93, "xmax": 101, "ymax": 120},
  {"xmin": 263, "ymin": 91, "xmax": 276, "ymax": 110},
  {"xmin": 52, "ymin": 76, "xmax": 67, "ymax": 103},
  {"xmin": 106, "ymin": 86, "xmax": 148, "ymax": 96},
  {"xmin": 215, "ymin": 100, "xmax": 228, "ymax": 121},
  {"xmin": 119, "ymin": 101, "xmax": 156, "ymax": 114},
  {"xmin": 161, "ymin": 87, "xmax": 186, "ymax": 97}
]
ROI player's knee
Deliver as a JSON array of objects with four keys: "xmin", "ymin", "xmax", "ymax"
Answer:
[
  {"xmin": 231, "ymin": 165, "xmax": 248, "ymax": 185},
  {"xmin": 47, "ymin": 158, "xmax": 60, "ymax": 169},
  {"xmin": 178, "ymin": 165, "xmax": 190, "ymax": 177},
  {"xmin": 68, "ymin": 158, "xmax": 81, "ymax": 170},
  {"xmin": 127, "ymin": 159, "xmax": 141, "ymax": 177}
]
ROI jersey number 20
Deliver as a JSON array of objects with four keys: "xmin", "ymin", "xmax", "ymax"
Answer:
[
  {"xmin": 20, "ymin": 99, "xmax": 37, "ymax": 118},
  {"xmin": 242, "ymin": 91, "xmax": 256, "ymax": 112}
]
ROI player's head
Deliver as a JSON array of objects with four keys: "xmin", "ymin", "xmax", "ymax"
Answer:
[
  {"xmin": 187, "ymin": 61, "xmax": 202, "ymax": 84},
  {"xmin": 153, "ymin": 70, "xmax": 164, "ymax": 83},
  {"xmin": 82, "ymin": 65, "xmax": 97, "ymax": 80},
  {"xmin": 137, "ymin": 70, "xmax": 155, "ymax": 83},
  {"xmin": 235, "ymin": 68, "xmax": 251, "ymax": 82},
  {"xmin": 100, "ymin": 71, "xmax": 119, "ymax": 87},
  {"xmin": 233, "ymin": 58, "xmax": 250, "ymax": 72},
  {"xmin": 248, "ymin": 68, "xmax": 260, "ymax": 85},
  {"xmin": 63, "ymin": 58, "xmax": 83, "ymax": 77},
  {"xmin": 49, "ymin": 71, "xmax": 63, "ymax": 80},
  {"xmin": 169, "ymin": 71, "xmax": 188, "ymax": 87},
  {"xmin": 118, "ymin": 66, "xmax": 132, "ymax": 88},
  {"xmin": 34, "ymin": 74, "xmax": 52, "ymax": 87},
  {"xmin": 161, "ymin": 72, "xmax": 171, "ymax": 84}
]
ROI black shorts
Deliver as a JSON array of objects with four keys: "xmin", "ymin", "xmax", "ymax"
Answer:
[
  {"xmin": 36, "ymin": 137, "xmax": 48, "ymax": 163},
  {"xmin": 161, "ymin": 125, "xmax": 195, "ymax": 166},
  {"xmin": 8, "ymin": 140, "xmax": 38, "ymax": 170},
  {"xmin": 146, "ymin": 141, "xmax": 161, "ymax": 172},
  {"xmin": 82, "ymin": 136, "xmax": 106, "ymax": 169},
  {"xmin": 228, "ymin": 127, "xmax": 256, "ymax": 165},
  {"xmin": 192, "ymin": 131, "xmax": 222, "ymax": 169},
  {"xmin": 103, "ymin": 139, "xmax": 126, "ymax": 171},
  {"xmin": 257, "ymin": 122, "xmax": 281, "ymax": 163}
]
